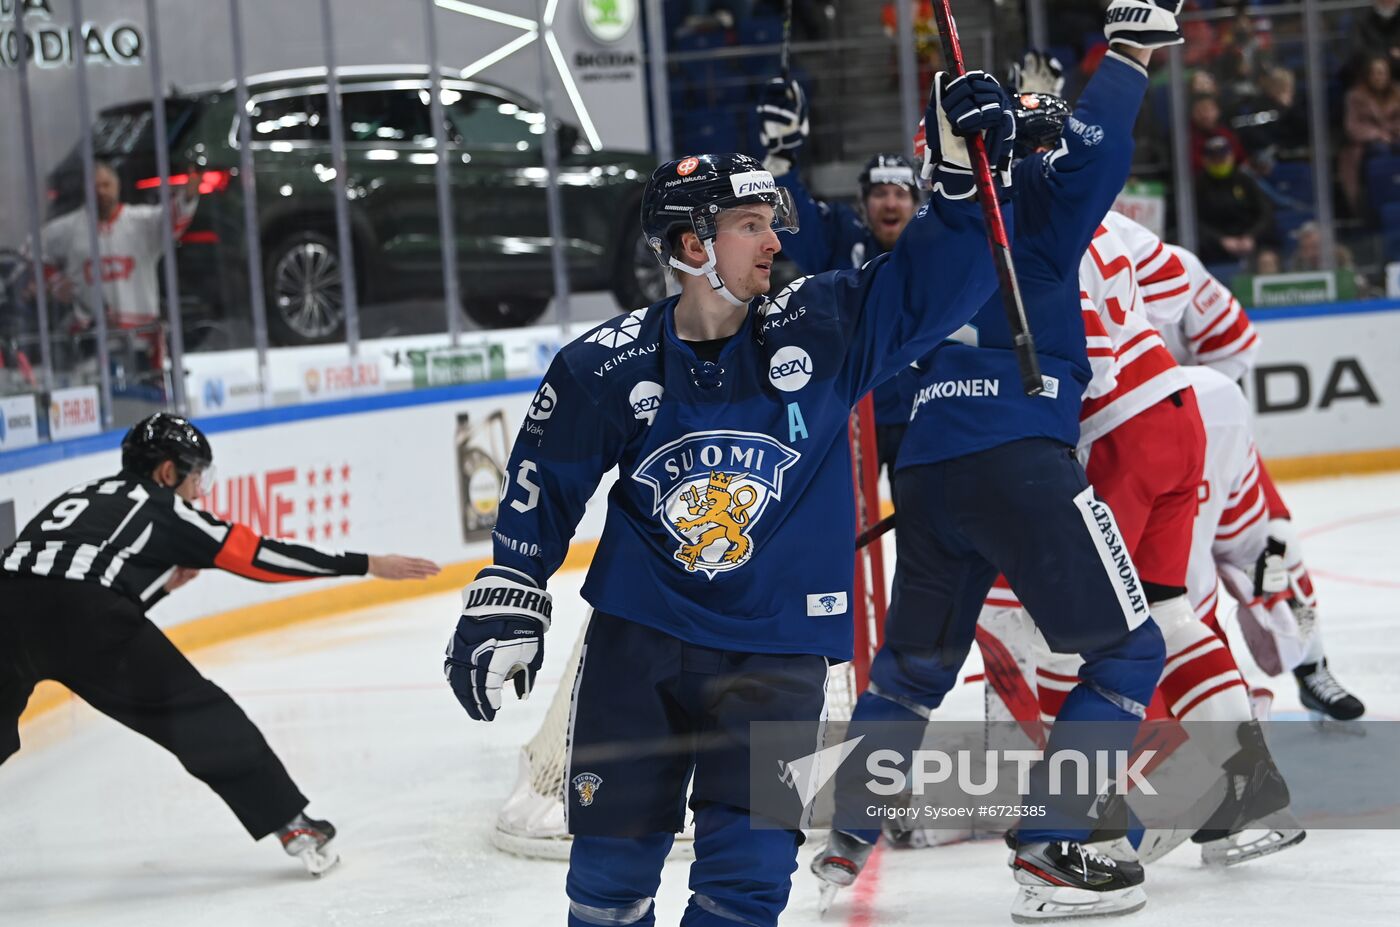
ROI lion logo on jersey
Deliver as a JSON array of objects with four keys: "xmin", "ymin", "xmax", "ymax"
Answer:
[
  {"xmin": 673, "ymin": 471, "xmax": 759, "ymax": 570},
  {"xmin": 572, "ymin": 772, "xmax": 603, "ymax": 806},
  {"xmin": 633, "ymin": 431, "xmax": 801, "ymax": 579}
]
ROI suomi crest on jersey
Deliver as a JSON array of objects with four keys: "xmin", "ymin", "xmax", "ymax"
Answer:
[{"xmin": 631, "ymin": 430, "xmax": 801, "ymax": 578}]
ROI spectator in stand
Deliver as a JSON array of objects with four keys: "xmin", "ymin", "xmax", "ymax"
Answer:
[
  {"xmin": 1196, "ymin": 134, "xmax": 1275, "ymax": 265},
  {"xmin": 1255, "ymin": 248, "xmax": 1283, "ymax": 275},
  {"xmin": 1234, "ymin": 66, "xmax": 1311, "ymax": 161},
  {"xmin": 1286, "ymin": 222, "xmax": 1353, "ymax": 271},
  {"xmin": 1286, "ymin": 221, "xmax": 1369, "ymax": 294},
  {"xmin": 1212, "ymin": 1, "xmax": 1273, "ymax": 108},
  {"xmin": 1348, "ymin": 0, "xmax": 1400, "ymax": 77},
  {"xmin": 1190, "ymin": 93, "xmax": 1248, "ymax": 172},
  {"xmin": 1189, "ymin": 68, "xmax": 1220, "ymax": 99},
  {"xmin": 1339, "ymin": 55, "xmax": 1400, "ymax": 214}
]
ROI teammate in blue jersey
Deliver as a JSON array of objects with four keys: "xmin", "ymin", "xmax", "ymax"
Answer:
[
  {"xmin": 813, "ymin": 3, "xmax": 1189, "ymax": 922},
  {"xmin": 754, "ymin": 76, "xmax": 921, "ymax": 472},
  {"xmin": 442, "ymin": 73, "xmax": 1017, "ymax": 927}
]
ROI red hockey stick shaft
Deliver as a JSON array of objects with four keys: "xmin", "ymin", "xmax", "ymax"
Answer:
[{"xmin": 929, "ymin": 0, "xmax": 1043, "ymax": 396}]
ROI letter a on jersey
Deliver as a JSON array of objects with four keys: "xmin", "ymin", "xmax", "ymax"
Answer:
[{"xmin": 632, "ymin": 431, "xmax": 800, "ymax": 578}]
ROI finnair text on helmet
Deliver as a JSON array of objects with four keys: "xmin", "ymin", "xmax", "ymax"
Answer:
[
  {"xmin": 729, "ymin": 170, "xmax": 777, "ymax": 197},
  {"xmin": 866, "ymin": 748, "xmax": 1158, "ymax": 796}
]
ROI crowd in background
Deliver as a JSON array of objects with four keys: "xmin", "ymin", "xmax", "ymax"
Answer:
[
  {"xmin": 6, "ymin": 0, "xmax": 1400, "ymax": 407},
  {"xmin": 666, "ymin": 0, "xmax": 1400, "ymax": 294}
]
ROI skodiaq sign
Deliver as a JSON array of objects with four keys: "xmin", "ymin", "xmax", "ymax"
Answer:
[
  {"xmin": 1246, "ymin": 309, "xmax": 1398, "ymax": 459},
  {"xmin": 0, "ymin": 0, "xmax": 144, "ymax": 69}
]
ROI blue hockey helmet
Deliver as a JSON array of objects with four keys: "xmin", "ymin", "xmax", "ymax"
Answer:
[
  {"xmin": 640, "ymin": 153, "xmax": 799, "ymax": 305},
  {"xmin": 858, "ymin": 153, "xmax": 921, "ymax": 200},
  {"xmin": 1012, "ymin": 91, "xmax": 1072, "ymax": 160}
]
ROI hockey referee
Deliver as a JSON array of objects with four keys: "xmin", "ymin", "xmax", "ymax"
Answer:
[{"xmin": 0, "ymin": 412, "xmax": 439, "ymax": 875}]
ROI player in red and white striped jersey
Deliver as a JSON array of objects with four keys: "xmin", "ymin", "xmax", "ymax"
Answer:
[
  {"xmin": 1184, "ymin": 368, "xmax": 1365, "ymax": 725},
  {"xmin": 1157, "ymin": 244, "xmax": 1259, "ymax": 380},
  {"xmin": 1097, "ymin": 215, "xmax": 1363, "ymax": 722},
  {"xmin": 1100, "ymin": 210, "xmax": 1190, "ymax": 328},
  {"xmin": 1077, "ymin": 220, "xmax": 1201, "ymax": 623}
]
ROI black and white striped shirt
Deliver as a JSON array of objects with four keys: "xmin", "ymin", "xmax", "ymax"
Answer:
[{"xmin": 2, "ymin": 474, "xmax": 368, "ymax": 607}]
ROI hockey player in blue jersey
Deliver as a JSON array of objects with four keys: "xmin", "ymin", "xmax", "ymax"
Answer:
[
  {"xmin": 754, "ymin": 76, "xmax": 921, "ymax": 472},
  {"xmin": 442, "ymin": 73, "xmax": 1017, "ymax": 927},
  {"xmin": 813, "ymin": 2, "xmax": 1187, "ymax": 922}
]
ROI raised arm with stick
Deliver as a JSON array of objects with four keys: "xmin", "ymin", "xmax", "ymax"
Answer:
[{"xmin": 929, "ymin": 0, "xmax": 1043, "ymax": 396}]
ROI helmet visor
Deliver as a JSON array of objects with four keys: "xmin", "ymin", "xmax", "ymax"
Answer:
[
  {"xmin": 708, "ymin": 185, "xmax": 799, "ymax": 240},
  {"xmin": 189, "ymin": 464, "xmax": 218, "ymax": 498}
]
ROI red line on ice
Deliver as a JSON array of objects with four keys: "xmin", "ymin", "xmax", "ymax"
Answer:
[{"xmin": 844, "ymin": 841, "xmax": 884, "ymax": 927}]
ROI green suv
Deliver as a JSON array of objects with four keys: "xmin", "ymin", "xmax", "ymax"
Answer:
[{"xmin": 48, "ymin": 66, "xmax": 665, "ymax": 344}]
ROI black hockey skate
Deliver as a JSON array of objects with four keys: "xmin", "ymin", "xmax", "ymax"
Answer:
[
  {"xmin": 1191, "ymin": 721, "xmax": 1305, "ymax": 866},
  {"xmin": 810, "ymin": 830, "xmax": 875, "ymax": 915},
  {"xmin": 1010, "ymin": 840, "xmax": 1146, "ymax": 923},
  {"xmin": 277, "ymin": 812, "xmax": 339, "ymax": 876},
  {"xmin": 1294, "ymin": 658, "xmax": 1365, "ymax": 732}
]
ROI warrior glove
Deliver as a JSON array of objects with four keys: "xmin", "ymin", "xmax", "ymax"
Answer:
[{"xmin": 445, "ymin": 566, "xmax": 552, "ymax": 722}]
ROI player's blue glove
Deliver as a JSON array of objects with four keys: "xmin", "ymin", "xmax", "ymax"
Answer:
[
  {"xmin": 914, "ymin": 70, "xmax": 1015, "ymax": 198},
  {"xmin": 1104, "ymin": 0, "xmax": 1184, "ymax": 50},
  {"xmin": 757, "ymin": 77, "xmax": 809, "ymax": 173},
  {"xmin": 444, "ymin": 566, "xmax": 552, "ymax": 722}
]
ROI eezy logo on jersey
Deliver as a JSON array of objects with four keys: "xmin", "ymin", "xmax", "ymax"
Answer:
[
  {"xmin": 632, "ymin": 431, "xmax": 800, "ymax": 578},
  {"xmin": 768, "ymin": 346, "xmax": 814, "ymax": 393},
  {"xmin": 528, "ymin": 383, "xmax": 558, "ymax": 421},
  {"xmin": 629, "ymin": 380, "xmax": 663, "ymax": 425}
]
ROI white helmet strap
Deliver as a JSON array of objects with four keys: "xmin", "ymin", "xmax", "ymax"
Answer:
[{"xmin": 668, "ymin": 237, "xmax": 747, "ymax": 308}]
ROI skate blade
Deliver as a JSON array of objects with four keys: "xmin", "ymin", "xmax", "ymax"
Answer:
[
  {"xmin": 816, "ymin": 882, "xmax": 841, "ymax": 917},
  {"xmin": 1201, "ymin": 828, "xmax": 1305, "ymax": 867},
  {"xmin": 1308, "ymin": 712, "xmax": 1366, "ymax": 736},
  {"xmin": 294, "ymin": 841, "xmax": 340, "ymax": 877},
  {"xmin": 1011, "ymin": 884, "xmax": 1146, "ymax": 923}
]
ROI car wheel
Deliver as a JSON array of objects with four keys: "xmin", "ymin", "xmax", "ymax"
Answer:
[
  {"xmin": 264, "ymin": 230, "xmax": 346, "ymax": 345},
  {"xmin": 464, "ymin": 296, "xmax": 548, "ymax": 329},
  {"xmin": 611, "ymin": 214, "xmax": 667, "ymax": 310}
]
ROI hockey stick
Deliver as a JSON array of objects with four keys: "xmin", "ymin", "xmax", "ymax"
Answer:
[
  {"xmin": 929, "ymin": 0, "xmax": 1043, "ymax": 397},
  {"xmin": 855, "ymin": 512, "xmax": 895, "ymax": 549},
  {"xmin": 780, "ymin": 0, "xmax": 793, "ymax": 81}
]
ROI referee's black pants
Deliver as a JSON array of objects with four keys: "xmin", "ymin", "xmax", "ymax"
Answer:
[{"xmin": 0, "ymin": 575, "xmax": 307, "ymax": 839}]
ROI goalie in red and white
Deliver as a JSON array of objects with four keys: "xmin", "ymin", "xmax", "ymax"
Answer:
[{"xmin": 1105, "ymin": 213, "xmax": 1364, "ymax": 724}]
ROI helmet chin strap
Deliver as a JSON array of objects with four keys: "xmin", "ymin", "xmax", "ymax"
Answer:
[{"xmin": 669, "ymin": 238, "xmax": 747, "ymax": 308}]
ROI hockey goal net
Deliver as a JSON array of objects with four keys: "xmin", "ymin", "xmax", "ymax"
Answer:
[{"xmin": 492, "ymin": 397, "xmax": 889, "ymax": 859}]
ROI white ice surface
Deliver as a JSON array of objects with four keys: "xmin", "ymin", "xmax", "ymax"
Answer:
[{"xmin": 3, "ymin": 474, "xmax": 1399, "ymax": 925}]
